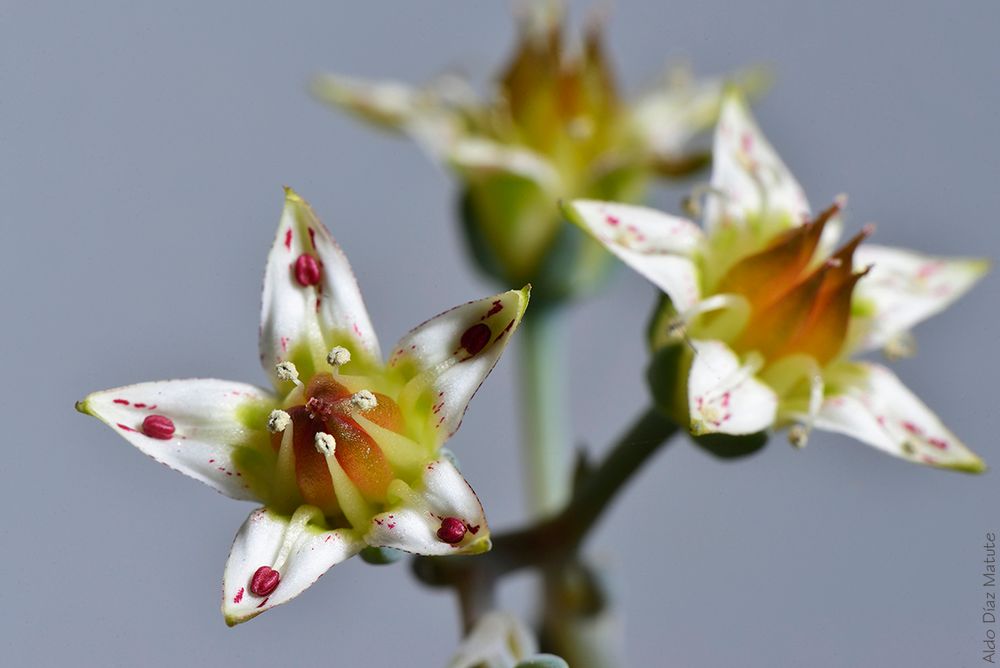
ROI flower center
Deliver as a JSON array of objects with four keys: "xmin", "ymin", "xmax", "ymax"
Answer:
[
  {"xmin": 263, "ymin": 368, "xmax": 428, "ymax": 529},
  {"xmin": 708, "ymin": 203, "xmax": 872, "ymax": 367}
]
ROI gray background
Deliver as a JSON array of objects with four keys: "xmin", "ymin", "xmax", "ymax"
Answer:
[{"xmin": 3, "ymin": 1, "xmax": 999, "ymax": 666}]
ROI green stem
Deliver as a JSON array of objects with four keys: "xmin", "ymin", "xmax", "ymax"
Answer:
[
  {"xmin": 413, "ymin": 407, "xmax": 678, "ymax": 585},
  {"xmin": 519, "ymin": 305, "xmax": 571, "ymax": 517}
]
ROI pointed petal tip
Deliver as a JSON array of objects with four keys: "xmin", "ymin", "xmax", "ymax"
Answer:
[{"xmin": 74, "ymin": 397, "xmax": 92, "ymax": 416}]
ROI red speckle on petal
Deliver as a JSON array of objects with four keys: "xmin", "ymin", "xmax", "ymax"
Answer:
[
  {"xmin": 307, "ymin": 227, "xmax": 317, "ymax": 249},
  {"xmin": 142, "ymin": 415, "xmax": 175, "ymax": 440},
  {"xmin": 133, "ymin": 402, "xmax": 147, "ymax": 408},
  {"xmin": 606, "ymin": 214, "xmax": 620, "ymax": 227},
  {"xmin": 294, "ymin": 254, "xmax": 322, "ymax": 286},
  {"xmin": 481, "ymin": 300, "xmax": 503, "ymax": 320},
  {"xmin": 901, "ymin": 421, "xmax": 923, "ymax": 436},
  {"xmin": 929, "ymin": 437, "xmax": 948, "ymax": 450},
  {"xmin": 233, "ymin": 587, "xmax": 244, "ymax": 604},
  {"xmin": 250, "ymin": 566, "xmax": 280, "ymax": 597},
  {"xmin": 117, "ymin": 423, "xmax": 137, "ymax": 433},
  {"xmin": 284, "ymin": 228, "xmax": 293, "ymax": 250},
  {"xmin": 437, "ymin": 517, "xmax": 467, "ymax": 544},
  {"xmin": 460, "ymin": 323, "xmax": 491, "ymax": 356},
  {"xmin": 113, "ymin": 398, "xmax": 130, "ymax": 405}
]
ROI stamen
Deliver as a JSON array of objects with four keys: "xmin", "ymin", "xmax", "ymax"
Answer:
[
  {"xmin": 788, "ymin": 425, "xmax": 809, "ymax": 449},
  {"xmin": 436, "ymin": 517, "xmax": 467, "ymax": 544},
  {"xmin": 266, "ymin": 409, "xmax": 291, "ymax": 433},
  {"xmin": 327, "ymin": 346, "xmax": 352, "ymax": 367},
  {"xmin": 350, "ymin": 390, "xmax": 378, "ymax": 412},
  {"xmin": 788, "ymin": 368, "xmax": 825, "ymax": 449},
  {"xmin": 314, "ymin": 431, "xmax": 337, "ymax": 456},
  {"xmin": 275, "ymin": 361, "xmax": 302, "ymax": 386},
  {"xmin": 247, "ymin": 506, "xmax": 324, "ymax": 598}
]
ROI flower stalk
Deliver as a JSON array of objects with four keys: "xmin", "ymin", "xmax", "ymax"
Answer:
[{"xmin": 519, "ymin": 304, "xmax": 572, "ymax": 517}]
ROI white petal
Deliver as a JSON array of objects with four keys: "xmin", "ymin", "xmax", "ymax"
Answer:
[
  {"xmin": 810, "ymin": 363, "xmax": 984, "ymax": 472},
  {"xmin": 687, "ymin": 340, "xmax": 777, "ymax": 435},
  {"xmin": 632, "ymin": 65, "xmax": 770, "ymax": 158},
  {"xmin": 365, "ymin": 457, "xmax": 490, "ymax": 556},
  {"xmin": 389, "ymin": 287, "xmax": 529, "ymax": 440},
  {"xmin": 449, "ymin": 611, "xmax": 539, "ymax": 668},
  {"xmin": 705, "ymin": 93, "xmax": 810, "ymax": 233},
  {"xmin": 222, "ymin": 506, "xmax": 364, "ymax": 626},
  {"xmin": 311, "ymin": 74, "xmax": 426, "ymax": 130},
  {"xmin": 78, "ymin": 379, "xmax": 275, "ymax": 500},
  {"xmin": 564, "ymin": 200, "xmax": 704, "ymax": 311},
  {"xmin": 260, "ymin": 189, "xmax": 381, "ymax": 384},
  {"xmin": 448, "ymin": 138, "xmax": 562, "ymax": 194},
  {"xmin": 852, "ymin": 244, "xmax": 988, "ymax": 351},
  {"xmin": 632, "ymin": 70, "xmax": 727, "ymax": 158}
]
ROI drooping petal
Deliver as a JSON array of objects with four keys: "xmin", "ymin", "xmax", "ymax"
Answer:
[
  {"xmin": 389, "ymin": 287, "xmax": 530, "ymax": 440},
  {"xmin": 449, "ymin": 138, "xmax": 562, "ymax": 194},
  {"xmin": 705, "ymin": 92, "xmax": 810, "ymax": 234},
  {"xmin": 365, "ymin": 457, "xmax": 490, "ymax": 556},
  {"xmin": 852, "ymin": 244, "xmax": 989, "ymax": 351},
  {"xmin": 448, "ymin": 611, "xmax": 539, "ymax": 668},
  {"xmin": 310, "ymin": 73, "xmax": 434, "ymax": 131},
  {"xmin": 809, "ymin": 363, "xmax": 984, "ymax": 472},
  {"xmin": 260, "ymin": 189, "xmax": 381, "ymax": 385},
  {"xmin": 687, "ymin": 340, "xmax": 777, "ymax": 435},
  {"xmin": 77, "ymin": 379, "xmax": 275, "ymax": 501},
  {"xmin": 222, "ymin": 506, "xmax": 364, "ymax": 626},
  {"xmin": 564, "ymin": 200, "xmax": 704, "ymax": 311}
]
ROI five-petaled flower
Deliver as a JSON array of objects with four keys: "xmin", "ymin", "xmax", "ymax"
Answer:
[
  {"xmin": 312, "ymin": 2, "xmax": 765, "ymax": 297},
  {"xmin": 77, "ymin": 189, "xmax": 530, "ymax": 624},
  {"xmin": 565, "ymin": 92, "xmax": 988, "ymax": 472}
]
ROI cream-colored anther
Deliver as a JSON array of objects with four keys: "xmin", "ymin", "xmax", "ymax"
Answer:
[
  {"xmin": 327, "ymin": 346, "xmax": 352, "ymax": 367},
  {"xmin": 267, "ymin": 409, "xmax": 291, "ymax": 434},
  {"xmin": 314, "ymin": 431, "xmax": 336, "ymax": 456},
  {"xmin": 275, "ymin": 361, "xmax": 302, "ymax": 386},
  {"xmin": 350, "ymin": 390, "xmax": 378, "ymax": 412},
  {"xmin": 883, "ymin": 331, "xmax": 916, "ymax": 361},
  {"xmin": 788, "ymin": 425, "xmax": 809, "ymax": 449}
]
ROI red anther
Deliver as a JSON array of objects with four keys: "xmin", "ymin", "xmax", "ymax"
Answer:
[
  {"xmin": 294, "ymin": 254, "xmax": 322, "ymax": 287},
  {"xmin": 141, "ymin": 415, "xmax": 175, "ymax": 440},
  {"xmin": 436, "ymin": 517, "xmax": 467, "ymax": 544},
  {"xmin": 460, "ymin": 324, "xmax": 491, "ymax": 356},
  {"xmin": 249, "ymin": 566, "xmax": 280, "ymax": 597}
]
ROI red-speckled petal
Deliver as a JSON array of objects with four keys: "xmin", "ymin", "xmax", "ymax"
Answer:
[
  {"xmin": 687, "ymin": 340, "xmax": 777, "ymax": 436},
  {"xmin": 705, "ymin": 92, "xmax": 810, "ymax": 233},
  {"xmin": 260, "ymin": 189, "xmax": 381, "ymax": 386},
  {"xmin": 852, "ymin": 244, "xmax": 988, "ymax": 352},
  {"xmin": 222, "ymin": 506, "xmax": 363, "ymax": 626},
  {"xmin": 564, "ymin": 199, "xmax": 704, "ymax": 311},
  {"xmin": 365, "ymin": 457, "xmax": 490, "ymax": 556},
  {"xmin": 388, "ymin": 287, "xmax": 530, "ymax": 441},
  {"xmin": 77, "ymin": 379, "xmax": 274, "ymax": 500},
  {"xmin": 805, "ymin": 363, "xmax": 985, "ymax": 472}
]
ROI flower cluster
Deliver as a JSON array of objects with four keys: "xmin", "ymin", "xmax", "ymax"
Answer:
[
  {"xmin": 77, "ymin": 189, "xmax": 529, "ymax": 624},
  {"xmin": 314, "ymin": 3, "xmax": 764, "ymax": 298},
  {"xmin": 566, "ymin": 93, "xmax": 987, "ymax": 471}
]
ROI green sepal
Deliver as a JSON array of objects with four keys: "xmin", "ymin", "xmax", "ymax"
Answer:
[
  {"xmin": 690, "ymin": 430, "xmax": 769, "ymax": 460},
  {"xmin": 359, "ymin": 545, "xmax": 405, "ymax": 565},
  {"xmin": 645, "ymin": 342, "xmax": 688, "ymax": 426}
]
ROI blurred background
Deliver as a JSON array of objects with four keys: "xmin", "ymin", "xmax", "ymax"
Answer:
[{"xmin": 3, "ymin": 1, "xmax": 999, "ymax": 665}]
